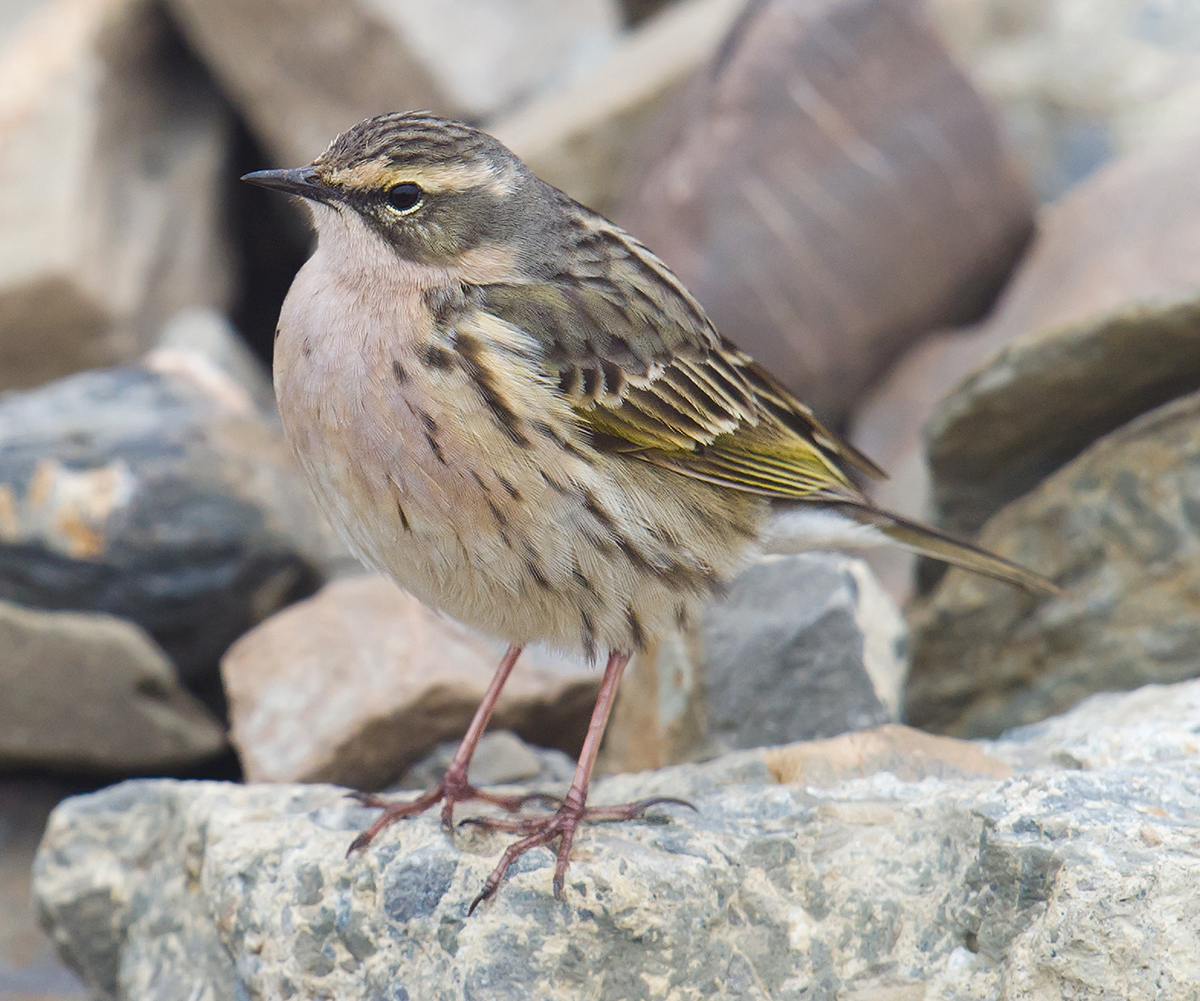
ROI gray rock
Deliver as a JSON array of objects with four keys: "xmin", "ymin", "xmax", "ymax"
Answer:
[
  {"xmin": 621, "ymin": 0, "xmax": 1033, "ymax": 425},
  {"xmin": 0, "ymin": 0, "xmax": 235, "ymax": 392},
  {"xmin": 396, "ymin": 731, "xmax": 577, "ymax": 793},
  {"xmin": 0, "ymin": 599, "xmax": 224, "ymax": 771},
  {"xmin": 925, "ymin": 128, "xmax": 1200, "ymax": 540},
  {"xmin": 34, "ymin": 680, "xmax": 1200, "ymax": 999},
  {"xmin": 0, "ymin": 361, "xmax": 343, "ymax": 703},
  {"xmin": 167, "ymin": 0, "xmax": 619, "ymax": 167},
  {"xmin": 907, "ymin": 390, "xmax": 1200, "ymax": 737},
  {"xmin": 929, "ymin": 0, "xmax": 1200, "ymax": 200},
  {"xmin": 603, "ymin": 553, "xmax": 907, "ymax": 772}
]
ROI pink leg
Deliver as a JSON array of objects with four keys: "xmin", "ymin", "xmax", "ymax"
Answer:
[
  {"xmin": 465, "ymin": 650, "xmax": 693, "ymax": 913},
  {"xmin": 347, "ymin": 645, "xmax": 555, "ymax": 854}
]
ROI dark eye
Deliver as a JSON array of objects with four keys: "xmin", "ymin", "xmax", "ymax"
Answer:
[{"xmin": 386, "ymin": 182, "xmax": 423, "ymax": 213}]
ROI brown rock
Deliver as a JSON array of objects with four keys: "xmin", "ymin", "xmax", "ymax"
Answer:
[
  {"xmin": 620, "ymin": 0, "xmax": 1033, "ymax": 425},
  {"xmin": 764, "ymin": 723, "xmax": 1011, "ymax": 787},
  {"xmin": 222, "ymin": 575, "xmax": 600, "ymax": 790},
  {"xmin": 0, "ymin": 0, "xmax": 235, "ymax": 391},
  {"xmin": 166, "ymin": 0, "xmax": 619, "ymax": 167},
  {"xmin": 927, "ymin": 129, "xmax": 1200, "ymax": 539},
  {"xmin": 494, "ymin": 0, "xmax": 746, "ymax": 218},
  {"xmin": 907, "ymin": 390, "xmax": 1200, "ymax": 737},
  {"xmin": 0, "ymin": 600, "xmax": 225, "ymax": 771}
]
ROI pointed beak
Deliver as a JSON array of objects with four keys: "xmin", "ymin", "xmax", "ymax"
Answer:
[{"xmin": 240, "ymin": 167, "xmax": 340, "ymax": 205}]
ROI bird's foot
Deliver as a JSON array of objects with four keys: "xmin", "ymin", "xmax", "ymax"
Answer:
[
  {"xmin": 346, "ymin": 774, "xmax": 561, "ymax": 855},
  {"xmin": 461, "ymin": 795, "xmax": 695, "ymax": 913}
]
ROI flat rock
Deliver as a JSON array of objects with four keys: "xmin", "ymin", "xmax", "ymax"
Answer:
[
  {"xmin": 926, "ymin": 128, "xmax": 1200, "ymax": 539},
  {"xmin": 604, "ymin": 553, "xmax": 908, "ymax": 773},
  {"xmin": 494, "ymin": 0, "xmax": 746, "ymax": 218},
  {"xmin": 222, "ymin": 574, "xmax": 600, "ymax": 790},
  {"xmin": 0, "ymin": 0, "xmax": 234, "ymax": 391},
  {"xmin": 620, "ymin": 0, "xmax": 1033, "ymax": 424},
  {"xmin": 929, "ymin": 0, "xmax": 1200, "ymax": 199},
  {"xmin": 0, "ymin": 360, "xmax": 343, "ymax": 706},
  {"xmin": 907, "ymin": 390, "xmax": 1200, "ymax": 737},
  {"xmin": 167, "ymin": 0, "xmax": 619, "ymax": 166},
  {"xmin": 34, "ymin": 681, "xmax": 1200, "ymax": 999},
  {"xmin": 0, "ymin": 599, "xmax": 224, "ymax": 772}
]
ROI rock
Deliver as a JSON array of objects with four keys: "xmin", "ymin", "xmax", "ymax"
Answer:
[
  {"xmin": 494, "ymin": 0, "xmax": 746, "ymax": 218},
  {"xmin": 396, "ymin": 731, "xmax": 577, "ymax": 793},
  {"xmin": 0, "ymin": 778, "xmax": 88, "ymax": 1001},
  {"xmin": 603, "ymin": 553, "xmax": 908, "ymax": 772},
  {"xmin": 847, "ymin": 330, "xmax": 999, "ymax": 603},
  {"xmin": 166, "ymin": 0, "xmax": 620, "ymax": 167},
  {"xmin": 149, "ymin": 308, "xmax": 276, "ymax": 416},
  {"xmin": 620, "ymin": 0, "xmax": 1033, "ymax": 425},
  {"xmin": 928, "ymin": 0, "xmax": 1200, "ymax": 200},
  {"xmin": 0, "ymin": 361, "xmax": 344, "ymax": 707},
  {"xmin": 34, "ymin": 680, "xmax": 1200, "ymax": 999},
  {"xmin": 221, "ymin": 574, "xmax": 601, "ymax": 790},
  {"xmin": 925, "ymin": 129, "xmax": 1200, "ymax": 539},
  {"xmin": 0, "ymin": 599, "xmax": 224, "ymax": 772},
  {"xmin": 0, "ymin": 0, "xmax": 235, "ymax": 392},
  {"xmin": 906, "ymin": 390, "xmax": 1200, "ymax": 737}
]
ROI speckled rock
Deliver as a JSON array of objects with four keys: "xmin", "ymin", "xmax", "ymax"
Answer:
[
  {"xmin": 604, "ymin": 553, "xmax": 908, "ymax": 773},
  {"xmin": 0, "ymin": 359, "xmax": 345, "ymax": 707},
  {"xmin": 221, "ymin": 574, "xmax": 600, "ymax": 790},
  {"xmin": 907, "ymin": 390, "xmax": 1200, "ymax": 737},
  {"xmin": 33, "ymin": 681, "xmax": 1200, "ymax": 1000}
]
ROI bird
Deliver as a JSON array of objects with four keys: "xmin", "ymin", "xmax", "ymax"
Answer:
[{"xmin": 243, "ymin": 111, "xmax": 1055, "ymax": 913}]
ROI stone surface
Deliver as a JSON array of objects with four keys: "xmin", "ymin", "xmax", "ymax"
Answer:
[
  {"xmin": 907, "ymin": 390, "xmax": 1200, "ymax": 737},
  {"xmin": 929, "ymin": 0, "xmax": 1200, "ymax": 200},
  {"xmin": 603, "ymin": 553, "xmax": 908, "ymax": 773},
  {"xmin": 222, "ymin": 574, "xmax": 601, "ymax": 790},
  {"xmin": 34, "ymin": 680, "xmax": 1200, "ymax": 1000},
  {"xmin": 0, "ymin": 599, "xmax": 224, "ymax": 771},
  {"xmin": 0, "ymin": 360, "xmax": 343, "ymax": 706},
  {"xmin": 396, "ymin": 731, "xmax": 577, "ymax": 793},
  {"xmin": 149, "ymin": 308, "xmax": 276, "ymax": 417},
  {"xmin": 0, "ymin": 778, "xmax": 87, "ymax": 1001},
  {"xmin": 620, "ymin": 0, "xmax": 1033, "ymax": 425},
  {"xmin": 0, "ymin": 0, "xmax": 235, "ymax": 391},
  {"xmin": 494, "ymin": 0, "xmax": 746, "ymax": 218},
  {"xmin": 167, "ymin": 0, "xmax": 619, "ymax": 167},
  {"xmin": 926, "ymin": 128, "xmax": 1200, "ymax": 539}
]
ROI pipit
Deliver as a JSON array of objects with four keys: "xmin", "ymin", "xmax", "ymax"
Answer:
[{"xmin": 244, "ymin": 112, "xmax": 1054, "ymax": 912}]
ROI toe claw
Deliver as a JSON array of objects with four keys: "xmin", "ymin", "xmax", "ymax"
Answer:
[
  {"xmin": 467, "ymin": 889, "xmax": 489, "ymax": 916},
  {"xmin": 345, "ymin": 832, "xmax": 372, "ymax": 857}
]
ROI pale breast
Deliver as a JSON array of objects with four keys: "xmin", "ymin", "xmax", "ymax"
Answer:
[{"xmin": 274, "ymin": 225, "xmax": 765, "ymax": 655}]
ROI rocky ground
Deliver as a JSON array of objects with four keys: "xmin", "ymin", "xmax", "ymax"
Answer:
[
  {"xmin": 4, "ymin": 0, "xmax": 1200, "ymax": 997},
  {"xmin": 34, "ymin": 680, "xmax": 1200, "ymax": 1000}
]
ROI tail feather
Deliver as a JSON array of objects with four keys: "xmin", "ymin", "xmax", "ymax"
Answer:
[{"xmin": 853, "ymin": 506, "xmax": 1059, "ymax": 595}]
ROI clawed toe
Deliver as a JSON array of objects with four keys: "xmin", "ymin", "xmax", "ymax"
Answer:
[{"xmin": 465, "ymin": 795, "xmax": 695, "ymax": 914}]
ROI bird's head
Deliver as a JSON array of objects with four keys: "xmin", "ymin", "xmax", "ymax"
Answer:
[{"xmin": 242, "ymin": 112, "xmax": 554, "ymax": 272}]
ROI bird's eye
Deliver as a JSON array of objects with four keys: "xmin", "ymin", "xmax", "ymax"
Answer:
[{"xmin": 386, "ymin": 182, "xmax": 423, "ymax": 213}]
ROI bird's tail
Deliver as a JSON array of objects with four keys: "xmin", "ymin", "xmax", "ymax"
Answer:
[{"xmin": 851, "ymin": 505, "xmax": 1058, "ymax": 595}]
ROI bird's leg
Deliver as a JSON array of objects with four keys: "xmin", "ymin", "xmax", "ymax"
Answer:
[
  {"xmin": 464, "ymin": 650, "xmax": 694, "ymax": 913},
  {"xmin": 347, "ymin": 644, "xmax": 556, "ymax": 853}
]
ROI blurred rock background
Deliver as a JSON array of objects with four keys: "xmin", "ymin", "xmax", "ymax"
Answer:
[{"xmin": 3, "ymin": 0, "xmax": 1200, "ymax": 997}]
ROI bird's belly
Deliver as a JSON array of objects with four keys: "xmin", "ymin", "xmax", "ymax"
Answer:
[{"xmin": 274, "ymin": 276, "xmax": 763, "ymax": 654}]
